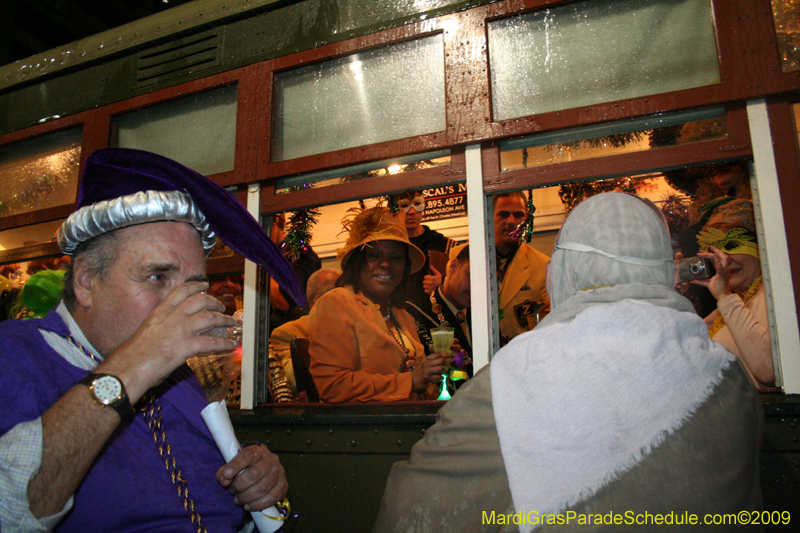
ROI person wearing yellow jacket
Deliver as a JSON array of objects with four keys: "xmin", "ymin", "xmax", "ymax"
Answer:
[{"xmin": 494, "ymin": 192, "xmax": 551, "ymax": 341}]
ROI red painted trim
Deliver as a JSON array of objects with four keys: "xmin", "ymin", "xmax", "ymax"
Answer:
[
  {"xmin": 227, "ymin": 64, "xmax": 262, "ymax": 188},
  {"xmin": 260, "ymin": 159, "xmax": 465, "ymax": 214},
  {"xmin": 484, "ymin": 105, "xmax": 753, "ymax": 192}
]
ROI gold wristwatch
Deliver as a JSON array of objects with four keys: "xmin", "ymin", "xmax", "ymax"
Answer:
[{"xmin": 79, "ymin": 372, "xmax": 132, "ymax": 418}]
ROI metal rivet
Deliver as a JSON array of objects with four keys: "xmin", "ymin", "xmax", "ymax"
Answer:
[
  {"xmin": 349, "ymin": 440, "xmax": 357, "ymax": 447},
  {"xmin": 328, "ymin": 429, "xmax": 334, "ymax": 435},
  {"xmin": 266, "ymin": 439, "xmax": 271, "ymax": 446},
  {"xmin": 373, "ymin": 429, "xmax": 379, "ymax": 435},
  {"xmin": 286, "ymin": 429, "xmax": 292, "ymax": 436},
  {"xmin": 306, "ymin": 440, "xmax": 312, "ymax": 446},
  {"xmin": 397, "ymin": 440, "xmax": 403, "ymax": 446}
]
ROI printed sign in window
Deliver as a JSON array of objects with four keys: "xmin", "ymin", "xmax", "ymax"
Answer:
[{"xmin": 422, "ymin": 183, "xmax": 467, "ymax": 222}]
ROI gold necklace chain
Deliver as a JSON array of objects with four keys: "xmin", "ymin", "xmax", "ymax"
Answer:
[
  {"xmin": 140, "ymin": 391, "xmax": 207, "ymax": 533},
  {"xmin": 385, "ymin": 308, "xmax": 410, "ymax": 357},
  {"xmin": 67, "ymin": 336, "xmax": 207, "ymax": 533}
]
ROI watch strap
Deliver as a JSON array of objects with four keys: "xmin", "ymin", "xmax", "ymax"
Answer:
[{"xmin": 79, "ymin": 372, "xmax": 132, "ymax": 418}]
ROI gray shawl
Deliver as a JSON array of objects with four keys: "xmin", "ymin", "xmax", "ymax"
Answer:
[{"xmin": 491, "ymin": 193, "xmax": 739, "ymax": 531}]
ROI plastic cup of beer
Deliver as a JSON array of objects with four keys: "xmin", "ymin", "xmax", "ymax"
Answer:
[{"xmin": 430, "ymin": 327, "xmax": 455, "ymax": 354}]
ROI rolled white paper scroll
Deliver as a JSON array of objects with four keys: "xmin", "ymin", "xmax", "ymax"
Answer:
[{"xmin": 200, "ymin": 401, "xmax": 283, "ymax": 533}]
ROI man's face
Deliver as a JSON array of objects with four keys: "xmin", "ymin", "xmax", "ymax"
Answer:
[
  {"xmin": 82, "ymin": 222, "xmax": 207, "ymax": 357},
  {"xmin": 494, "ymin": 196, "xmax": 527, "ymax": 254},
  {"xmin": 208, "ymin": 275, "xmax": 243, "ymax": 315},
  {"xmin": 399, "ymin": 195, "xmax": 425, "ymax": 234},
  {"xmin": 271, "ymin": 213, "xmax": 286, "ymax": 245},
  {"xmin": 444, "ymin": 259, "xmax": 471, "ymax": 309}
]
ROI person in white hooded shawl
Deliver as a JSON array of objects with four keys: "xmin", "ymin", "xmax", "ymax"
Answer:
[{"xmin": 375, "ymin": 192, "xmax": 763, "ymax": 533}]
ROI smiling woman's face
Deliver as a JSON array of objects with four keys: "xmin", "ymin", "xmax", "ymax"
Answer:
[
  {"xmin": 357, "ymin": 240, "xmax": 407, "ymax": 303},
  {"xmin": 726, "ymin": 253, "xmax": 761, "ymax": 294}
]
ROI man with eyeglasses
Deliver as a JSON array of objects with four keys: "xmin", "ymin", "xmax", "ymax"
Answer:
[{"xmin": 398, "ymin": 190, "xmax": 457, "ymax": 312}]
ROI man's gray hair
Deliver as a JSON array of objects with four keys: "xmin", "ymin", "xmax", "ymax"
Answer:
[
  {"xmin": 62, "ymin": 231, "xmax": 122, "ymax": 311},
  {"xmin": 306, "ymin": 268, "xmax": 340, "ymax": 309}
]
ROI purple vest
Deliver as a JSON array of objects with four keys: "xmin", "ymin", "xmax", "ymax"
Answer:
[{"xmin": 0, "ymin": 312, "xmax": 247, "ymax": 532}]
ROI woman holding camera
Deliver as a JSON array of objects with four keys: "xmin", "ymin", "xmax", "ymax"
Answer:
[{"xmin": 692, "ymin": 198, "xmax": 773, "ymax": 387}]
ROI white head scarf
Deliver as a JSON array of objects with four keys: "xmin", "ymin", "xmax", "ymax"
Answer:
[
  {"xmin": 548, "ymin": 193, "xmax": 674, "ymax": 309},
  {"xmin": 491, "ymin": 193, "xmax": 735, "ymax": 530}
]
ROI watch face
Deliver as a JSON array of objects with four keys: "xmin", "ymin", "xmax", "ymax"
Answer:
[{"xmin": 92, "ymin": 375, "xmax": 123, "ymax": 405}]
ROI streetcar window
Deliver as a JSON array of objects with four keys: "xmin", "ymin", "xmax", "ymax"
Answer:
[
  {"xmin": 110, "ymin": 84, "xmax": 238, "ymax": 176},
  {"xmin": 271, "ymin": 33, "xmax": 446, "ymax": 161},
  {"xmin": 487, "ymin": 0, "xmax": 720, "ymax": 121},
  {"xmin": 263, "ymin": 192, "xmax": 467, "ymax": 404},
  {"xmin": 0, "ymin": 128, "xmax": 82, "ymax": 218},
  {"xmin": 497, "ymin": 160, "xmax": 775, "ymax": 389},
  {"xmin": 0, "ymin": 218, "xmax": 66, "ymax": 251},
  {"xmin": 500, "ymin": 107, "xmax": 727, "ymax": 171},
  {"xmin": 276, "ymin": 150, "xmax": 451, "ymax": 193}
]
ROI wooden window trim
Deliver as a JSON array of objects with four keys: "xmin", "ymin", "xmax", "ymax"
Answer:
[
  {"xmin": 483, "ymin": 104, "xmax": 753, "ymax": 193},
  {"xmin": 261, "ymin": 147, "xmax": 466, "ymax": 214}
]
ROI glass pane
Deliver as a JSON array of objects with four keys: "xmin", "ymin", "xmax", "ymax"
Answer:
[
  {"xmin": 276, "ymin": 150, "xmax": 451, "ymax": 193},
  {"xmin": 488, "ymin": 0, "xmax": 721, "ymax": 121},
  {"xmin": 272, "ymin": 34, "xmax": 446, "ymax": 162},
  {"xmin": 772, "ymin": 0, "xmax": 800, "ymax": 72},
  {"xmin": 111, "ymin": 84, "xmax": 238, "ymax": 176},
  {"xmin": 500, "ymin": 107, "xmax": 727, "ymax": 170},
  {"xmin": 0, "ymin": 218, "xmax": 65, "ymax": 251},
  {"xmin": 0, "ymin": 128, "xmax": 82, "ymax": 218},
  {"xmin": 0, "ymin": 218, "xmax": 70, "ymax": 293}
]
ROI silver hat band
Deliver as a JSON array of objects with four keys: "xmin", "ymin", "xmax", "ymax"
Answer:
[{"xmin": 58, "ymin": 190, "xmax": 217, "ymax": 256}]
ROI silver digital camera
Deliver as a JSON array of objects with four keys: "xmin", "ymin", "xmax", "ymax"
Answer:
[{"xmin": 676, "ymin": 257, "xmax": 716, "ymax": 282}]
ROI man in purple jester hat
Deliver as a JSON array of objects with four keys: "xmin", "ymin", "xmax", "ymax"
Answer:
[{"xmin": 0, "ymin": 148, "xmax": 305, "ymax": 532}]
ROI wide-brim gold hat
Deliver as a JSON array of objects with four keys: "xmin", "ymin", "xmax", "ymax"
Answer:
[{"xmin": 337, "ymin": 206, "xmax": 425, "ymax": 274}]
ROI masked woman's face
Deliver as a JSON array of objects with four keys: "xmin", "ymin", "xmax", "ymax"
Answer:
[
  {"xmin": 726, "ymin": 253, "xmax": 761, "ymax": 294},
  {"xmin": 709, "ymin": 164, "xmax": 746, "ymax": 192}
]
